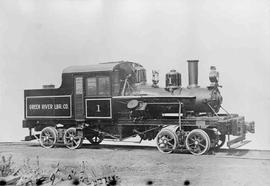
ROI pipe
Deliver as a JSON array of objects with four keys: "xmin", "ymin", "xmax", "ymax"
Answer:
[{"xmin": 187, "ymin": 60, "xmax": 199, "ymax": 88}]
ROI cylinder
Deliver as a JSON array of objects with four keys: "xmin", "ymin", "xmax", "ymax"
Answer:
[{"xmin": 187, "ymin": 60, "xmax": 199, "ymax": 88}]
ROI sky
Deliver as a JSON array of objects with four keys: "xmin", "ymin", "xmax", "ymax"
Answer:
[{"xmin": 0, "ymin": 0, "xmax": 270, "ymax": 149}]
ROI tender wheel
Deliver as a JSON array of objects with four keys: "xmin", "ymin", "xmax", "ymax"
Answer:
[
  {"xmin": 63, "ymin": 127, "xmax": 83, "ymax": 149},
  {"xmin": 156, "ymin": 129, "xmax": 177, "ymax": 153},
  {"xmin": 40, "ymin": 127, "xmax": 57, "ymax": 148},
  {"xmin": 87, "ymin": 133, "xmax": 104, "ymax": 145},
  {"xmin": 185, "ymin": 129, "xmax": 210, "ymax": 155}
]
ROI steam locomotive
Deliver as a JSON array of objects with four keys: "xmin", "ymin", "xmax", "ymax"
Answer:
[{"xmin": 23, "ymin": 60, "xmax": 255, "ymax": 155}]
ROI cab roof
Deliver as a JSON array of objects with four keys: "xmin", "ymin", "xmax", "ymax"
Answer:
[{"xmin": 62, "ymin": 61, "xmax": 141, "ymax": 74}]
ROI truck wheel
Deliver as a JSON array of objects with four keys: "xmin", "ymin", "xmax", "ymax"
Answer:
[
  {"xmin": 63, "ymin": 127, "xmax": 83, "ymax": 149},
  {"xmin": 185, "ymin": 129, "xmax": 210, "ymax": 155},
  {"xmin": 87, "ymin": 134, "xmax": 103, "ymax": 145},
  {"xmin": 40, "ymin": 127, "xmax": 57, "ymax": 148},
  {"xmin": 156, "ymin": 129, "xmax": 177, "ymax": 153}
]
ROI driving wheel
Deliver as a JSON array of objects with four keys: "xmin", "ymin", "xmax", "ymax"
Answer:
[
  {"xmin": 156, "ymin": 129, "xmax": 177, "ymax": 153},
  {"xmin": 185, "ymin": 129, "xmax": 210, "ymax": 155}
]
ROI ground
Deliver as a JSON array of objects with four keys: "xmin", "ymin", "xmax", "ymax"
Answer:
[{"xmin": 0, "ymin": 141, "xmax": 270, "ymax": 186}]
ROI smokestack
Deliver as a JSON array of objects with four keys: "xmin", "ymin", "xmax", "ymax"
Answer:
[{"xmin": 187, "ymin": 60, "xmax": 199, "ymax": 88}]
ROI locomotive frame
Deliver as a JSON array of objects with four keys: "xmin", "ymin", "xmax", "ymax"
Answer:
[{"xmin": 23, "ymin": 60, "xmax": 255, "ymax": 155}]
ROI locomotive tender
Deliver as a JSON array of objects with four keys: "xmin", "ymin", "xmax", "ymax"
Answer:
[{"xmin": 23, "ymin": 60, "xmax": 255, "ymax": 155}]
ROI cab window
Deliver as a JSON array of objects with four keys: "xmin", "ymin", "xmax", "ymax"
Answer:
[
  {"xmin": 86, "ymin": 77, "xmax": 96, "ymax": 96},
  {"xmin": 86, "ymin": 76, "xmax": 111, "ymax": 96},
  {"xmin": 98, "ymin": 76, "xmax": 111, "ymax": 96},
  {"xmin": 135, "ymin": 69, "xmax": 146, "ymax": 83}
]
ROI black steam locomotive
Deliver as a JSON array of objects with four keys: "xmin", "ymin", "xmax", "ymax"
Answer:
[{"xmin": 23, "ymin": 60, "xmax": 255, "ymax": 155}]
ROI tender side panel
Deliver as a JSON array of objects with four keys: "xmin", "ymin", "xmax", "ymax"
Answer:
[{"xmin": 26, "ymin": 95, "xmax": 72, "ymax": 118}]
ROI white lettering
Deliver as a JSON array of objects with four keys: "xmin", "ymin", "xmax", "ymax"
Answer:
[
  {"xmin": 29, "ymin": 103, "xmax": 69, "ymax": 110},
  {"xmin": 97, "ymin": 105, "xmax": 101, "ymax": 112},
  {"xmin": 54, "ymin": 104, "xmax": 62, "ymax": 109},
  {"xmin": 29, "ymin": 104, "xmax": 40, "ymax": 110},
  {"xmin": 41, "ymin": 104, "xmax": 53, "ymax": 109},
  {"xmin": 63, "ymin": 104, "xmax": 69, "ymax": 109}
]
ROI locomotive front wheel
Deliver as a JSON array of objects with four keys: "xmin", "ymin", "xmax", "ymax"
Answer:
[
  {"xmin": 40, "ymin": 127, "xmax": 57, "ymax": 148},
  {"xmin": 156, "ymin": 129, "xmax": 177, "ymax": 153},
  {"xmin": 185, "ymin": 129, "xmax": 211, "ymax": 155},
  {"xmin": 87, "ymin": 134, "xmax": 103, "ymax": 145},
  {"xmin": 63, "ymin": 128, "xmax": 83, "ymax": 149}
]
